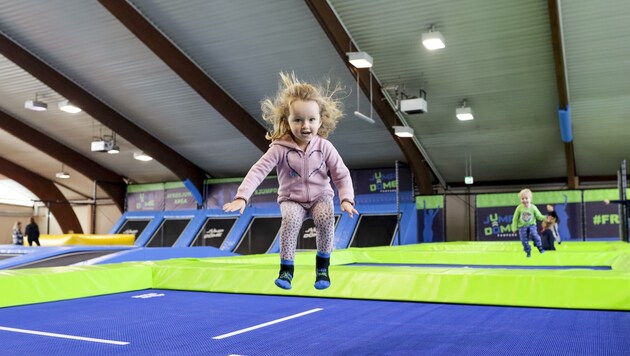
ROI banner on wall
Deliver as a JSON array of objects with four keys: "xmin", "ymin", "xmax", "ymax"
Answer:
[
  {"xmin": 204, "ymin": 178, "xmax": 240, "ymax": 210},
  {"xmin": 476, "ymin": 191, "xmax": 582, "ymax": 241},
  {"xmin": 583, "ymin": 189, "xmax": 630, "ymax": 239},
  {"xmin": 249, "ymin": 177, "xmax": 280, "ymax": 205},
  {"xmin": 416, "ymin": 195, "xmax": 445, "ymax": 242},
  {"xmin": 351, "ymin": 167, "xmax": 413, "ymax": 204},
  {"xmin": 204, "ymin": 177, "xmax": 279, "ymax": 209},
  {"xmin": 126, "ymin": 183, "xmax": 165, "ymax": 212},
  {"xmin": 164, "ymin": 182, "xmax": 197, "ymax": 210}
]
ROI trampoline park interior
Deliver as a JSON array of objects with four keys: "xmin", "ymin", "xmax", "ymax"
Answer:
[{"xmin": 1, "ymin": 1, "xmax": 629, "ymax": 355}]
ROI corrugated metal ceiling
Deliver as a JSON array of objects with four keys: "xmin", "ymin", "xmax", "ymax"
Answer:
[{"xmin": 0, "ymin": 0, "xmax": 628, "ymax": 210}]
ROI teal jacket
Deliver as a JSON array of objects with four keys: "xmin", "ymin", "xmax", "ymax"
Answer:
[{"xmin": 511, "ymin": 204, "xmax": 546, "ymax": 232}]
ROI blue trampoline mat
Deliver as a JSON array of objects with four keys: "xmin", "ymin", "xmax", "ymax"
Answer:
[
  {"xmin": 0, "ymin": 289, "xmax": 627, "ymax": 355},
  {"xmin": 348, "ymin": 263, "xmax": 612, "ymax": 270}
]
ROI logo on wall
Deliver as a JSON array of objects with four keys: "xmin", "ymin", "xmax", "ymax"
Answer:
[
  {"xmin": 250, "ymin": 178, "xmax": 280, "ymax": 204},
  {"xmin": 166, "ymin": 191, "xmax": 190, "ymax": 205},
  {"xmin": 204, "ymin": 228, "xmax": 225, "ymax": 239},
  {"xmin": 135, "ymin": 193, "xmax": 156, "ymax": 210},
  {"xmin": 369, "ymin": 171, "xmax": 397, "ymax": 193},
  {"xmin": 254, "ymin": 187, "xmax": 278, "ymax": 196},
  {"xmin": 481, "ymin": 212, "xmax": 517, "ymax": 238},
  {"xmin": 303, "ymin": 227, "xmax": 317, "ymax": 239},
  {"xmin": 123, "ymin": 228, "xmax": 139, "ymax": 235}
]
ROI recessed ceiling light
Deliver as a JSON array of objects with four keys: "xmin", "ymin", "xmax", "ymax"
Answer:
[
  {"xmin": 58, "ymin": 100, "xmax": 82, "ymax": 113},
  {"xmin": 134, "ymin": 152, "xmax": 153, "ymax": 161}
]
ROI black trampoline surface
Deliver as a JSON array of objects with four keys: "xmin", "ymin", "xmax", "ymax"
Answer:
[
  {"xmin": 0, "ymin": 254, "xmax": 20, "ymax": 260},
  {"xmin": 8, "ymin": 250, "xmax": 125, "ymax": 270}
]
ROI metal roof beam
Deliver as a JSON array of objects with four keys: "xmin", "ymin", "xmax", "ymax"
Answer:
[
  {"xmin": 0, "ymin": 32, "xmax": 207, "ymax": 197},
  {"xmin": 305, "ymin": 0, "xmax": 436, "ymax": 194},
  {"xmin": 0, "ymin": 156, "xmax": 84, "ymax": 234},
  {"xmin": 99, "ymin": 0, "xmax": 269, "ymax": 152},
  {"xmin": 0, "ymin": 109, "xmax": 126, "ymax": 211},
  {"xmin": 548, "ymin": 0, "xmax": 578, "ymax": 189}
]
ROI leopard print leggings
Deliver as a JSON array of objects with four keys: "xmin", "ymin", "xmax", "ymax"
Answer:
[{"xmin": 279, "ymin": 196, "xmax": 335, "ymax": 261}]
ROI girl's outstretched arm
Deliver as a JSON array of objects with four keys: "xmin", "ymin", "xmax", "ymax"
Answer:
[
  {"xmin": 223, "ymin": 198, "xmax": 247, "ymax": 214},
  {"xmin": 341, "ymin": 200, "xmax": 358, "ymax": 218}
]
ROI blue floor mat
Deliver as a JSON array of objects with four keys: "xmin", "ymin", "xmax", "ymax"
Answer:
[{"xmin": 0, "ymin": 289, "xmax": 627, "ymax": 355}]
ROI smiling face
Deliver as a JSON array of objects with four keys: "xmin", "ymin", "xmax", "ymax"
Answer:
[
  {"xmin": 520, "ymin": 193, "xmax": 532, "ymax": 207},
  {"xmin": 288, "ymin": 100, "xmax": 322, "ymax": 150}
]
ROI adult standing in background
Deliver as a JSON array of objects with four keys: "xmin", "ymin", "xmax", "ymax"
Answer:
[
  {"xmin": 12, "ymin": 221, "xmax": 23, "ymax": 246},
  {"xmin": 25, "ymin": 217, "xmax": 40, "ymax": 246}
]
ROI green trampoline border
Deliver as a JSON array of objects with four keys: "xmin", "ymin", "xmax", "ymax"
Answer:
[{"xmin": 1, "ymin": 241, "xmax": 629, "ymax": 310}]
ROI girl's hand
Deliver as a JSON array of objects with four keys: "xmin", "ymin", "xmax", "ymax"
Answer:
[
  {"xmin": 223, "ymin": 199, "xmax": 246, "ymax": 214},
  {"xmin": 341, "ymin": 201, "xmax": 358, "ymax": 218}
]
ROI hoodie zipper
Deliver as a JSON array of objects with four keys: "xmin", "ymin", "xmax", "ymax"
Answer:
[{"xmin": 303, "ymin": 147, "xmax": 310, "ymax": 201}]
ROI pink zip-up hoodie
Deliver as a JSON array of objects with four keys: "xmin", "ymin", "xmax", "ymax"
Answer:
[{"xmin": 235, "ymin": 134, "xmax": 355, "ymax": 205}]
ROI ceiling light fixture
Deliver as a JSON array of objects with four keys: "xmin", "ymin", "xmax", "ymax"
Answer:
[
  {"xmin": 422, "ymin": 25, "xmax": 446, "ymax": 50},
  {"xmin": 348, "ymin": 51, "xmax": 375, "ymax": 124},
  {"xmin": 393, "ymin": 125, "xmax": 414, "ymax": 138},
  {"xmin": 346, "ymin": 51, "xmax": 373, "ymax": 68},
  {"xmin": 464, "ymin": 154, "xmax": 473, "ymax": 184},
  {"xmin": 107, "ymin": 132, "xmax": 120, "ymax": 154},
  {"xmin": 134, "ymin": 151, "xmax": 153, "ymax": 161},
  {"xmin": 456, "ymin": 99, "xmax": 474, "ymax": 121},
  {"xmin": 58, "ymin": 99, "xmax": 82, "ymax": 113},
  {"xmin": 91, "ymin": 139, "xmax": 114, "ymax": 152},
  {"xmin": 55, "ymin": 164, "xmax": 70, "ymax": 179},
  {"xmin": 24, "ymin": 94, "xmax": 48, "ymax": 111}
]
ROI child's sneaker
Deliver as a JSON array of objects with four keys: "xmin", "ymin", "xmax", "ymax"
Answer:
[
  {"xmin": 526, "ymin": 251, "xmax": 531, "ymax": 258},
  {"xmin": 275, "ymin": 270, "xmax": 293, "ymax": 290},
  {"xmin": 538, "ymin": 248, "xmax": 545, "ymax": 254},
  {"xmin": 314, "ymin": 268, "xmax": 330, "ymax": 290},
  {"xmin": 314, "ymin": 254, "xmax": 331, "ymax": 290}
]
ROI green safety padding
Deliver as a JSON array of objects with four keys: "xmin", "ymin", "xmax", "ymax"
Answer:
[
  {"xmin": 2, "ymin": 243, "xmax": 630, "ymax": 310},
  {"xmin": 0, "ymin": 263, "xmax": 152, "ymax": 308},
  {"xmin": 151, "ymin": 256, "xmax": 630, "ymax": 310},
  {"xmin": 415, "ymin": 195, "xmax": 444, "ymax": 209},
  {"xmin": 583, "ymin": 188, "xmax": 630, "ymax": 202},
  {"xmin": 164, "ymin": 181, "xmax": 185, "ymax": 189},
  {"xmin": 477, "ymin": 190, "xmax": 581, "ymax": 208},
  {"xmin": 532, "ymin": 190, "xmax": 581, "ymax": 204},
  {"xmin": 126, "ymin": 182, "xmax": 166, "ymax": 193},
  {"xmin": 152, "ymin": 242, "xmax": 630, "ymax": 310}
]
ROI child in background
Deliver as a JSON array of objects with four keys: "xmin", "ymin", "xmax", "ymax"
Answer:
[
  {"xmin": 545, "ymin": 209, "xmax": 561, "ymax": 245},
  {"xmin": 540, "ymin": 220, "xmax": 556, "ymax": 251},
  {"xmin": 511, "ymin": 189, "xmax": 546, "ymax": 257},
  {"xmin": 11, "ymin": 221, "xmax": 23, "ymax": 246},
  {"xmin": 223, "ymin": 72, "xmax": 358, "ymax": 290}
]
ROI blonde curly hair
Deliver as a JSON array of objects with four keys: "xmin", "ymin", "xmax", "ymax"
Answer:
[{"xmin": 261, "ymin": 72, "xmax": 344, "ymax": 141}]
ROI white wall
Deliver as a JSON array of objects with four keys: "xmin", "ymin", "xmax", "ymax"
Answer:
[
  {"xmin": 0, "ymin": 204, "xmax": 34, "ymax": 244},
  {"xmin": 0, "ymin": 203, "xmax": 122, "ymax": 242},
  {"xmin": 445, "ymin": 194, "xmax": 476, "ymax": 241}
]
